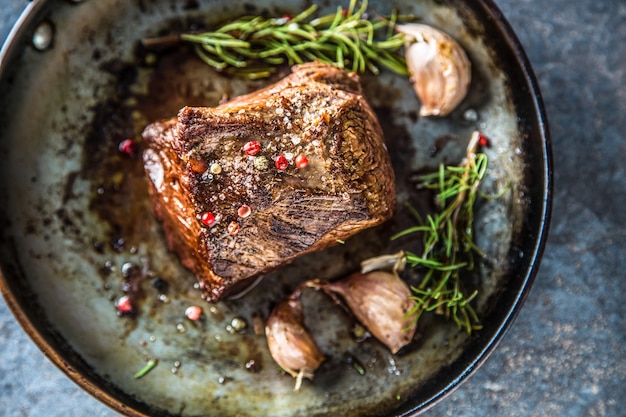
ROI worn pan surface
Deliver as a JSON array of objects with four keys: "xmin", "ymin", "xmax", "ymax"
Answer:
[{"xmin": 0, "ymin": 0, "xmax": 551, "ymax": 415}]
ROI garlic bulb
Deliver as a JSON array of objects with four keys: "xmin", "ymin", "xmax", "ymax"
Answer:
[
  {"xmin": 265, "ymin": 287, "xmax": 325, "ymax": 390},
  {"xmin": 315, "ymin": 271, "xmax": 417, "ymax": 354},
  {"xmin": 396, "ymin": 23, "xmax": 471, "ymax": 117}
]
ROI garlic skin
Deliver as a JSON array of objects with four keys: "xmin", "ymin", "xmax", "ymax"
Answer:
[
  {"xmin": 319, "ymin": 271, "xmax": 417, "ymax": 354},
  {"xmin": 360, "ymin": 250, "xmax": 406, "ymax": 274},
  {"xmin": 396, "ymin": 23, "xmax": 471, "ymax": 117},
  {"xmin": 265, "ymin": 287, "xmax": 325, "ymax": 390}
]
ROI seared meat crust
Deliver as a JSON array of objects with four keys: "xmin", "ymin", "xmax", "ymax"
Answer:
[{"xmin": 142, "ymin": 63, "xmax": 395, "ymax": 301}]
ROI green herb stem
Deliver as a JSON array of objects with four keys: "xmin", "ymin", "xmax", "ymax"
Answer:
[
  {"xmin": 174, "ymin": 0, "xmax": 412, "ymax": 79},
  {"xmin": 392, "ymin": 131, "xmax": 491, "ymax": 334},
  {"xmin": 134, "ymin": 359, "xmax": 158, "ymax": 379}
]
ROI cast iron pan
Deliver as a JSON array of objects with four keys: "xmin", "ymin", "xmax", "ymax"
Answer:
[{"xmin": 0, "ymin": 0, "xmax": 551, "ymax": 415}]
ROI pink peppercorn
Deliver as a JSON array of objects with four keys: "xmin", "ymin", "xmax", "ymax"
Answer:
[
  {"xmin": 295, "ymin": 154, "xmax": 308, "ymax": 169},
  {"xmin": 478, "ymin": 133, "xmax": 491, "ymax": 148},
  {"xmin": 185, "ymin": 305, "xmax": 203, "ymax": 321},
  {"xmin": 238, "ymin": 205, "xmax": 251, "ymax": 218},
  {"xmin": 243, "ymin": 141, "xmax": 261, "ymax": 156},
  {"xmin": 201, "ymin": 212, "xmax": 215, "ymax": 227},
  {"xmin": 275, "ymin": 155, "xmax": 289, "ymax": 170},
  {"xmin": 116, "ymin": 295, "xmax": 133, "ymax": 315},
  {"xmin": 118, "ymin": 139, "xmax": 137, "ymax": 156}
]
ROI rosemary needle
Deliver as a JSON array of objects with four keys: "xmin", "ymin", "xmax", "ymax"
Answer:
[{"xmin": 176, "ymin": 0, "xmax": 411, "ymax": 79}]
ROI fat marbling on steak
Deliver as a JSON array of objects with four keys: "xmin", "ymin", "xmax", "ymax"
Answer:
[{"xmin": 142, "ymin": 62, "xmax": 395, "ymax": 301}]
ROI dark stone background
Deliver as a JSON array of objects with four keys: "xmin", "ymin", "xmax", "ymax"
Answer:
[{"xmin": 1, "ymin": 0, "xmax": 624, "ymax": 416}]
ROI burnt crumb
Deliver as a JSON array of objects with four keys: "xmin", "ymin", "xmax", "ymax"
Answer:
[
  {"xmin": 151, "ymin": 277, "xmax": 169, "ymax": 293},
  {"xmin": 63, "ymin": 171, "xmax": 80, "ymax": 204},
  {"xmin": 92, "ymin": 239, "xmax": 105, "ymax": 253},
  {"xmin": 111, "ymin": 236, "xmax": 126, "ymax": 252}
]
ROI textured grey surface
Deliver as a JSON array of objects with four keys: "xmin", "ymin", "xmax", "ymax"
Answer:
[{"xmin": 0, "ymin": 0, "xmax": 624, "ymax": 416}]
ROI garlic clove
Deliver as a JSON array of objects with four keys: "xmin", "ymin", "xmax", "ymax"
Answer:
[
  {"xmin": 319, "ymin": 271, "xmax": 417, "ymax": 354},
  {"xmin": 265, "ymin": 287, "xmax": 325, "ymax": 390},
  {"xmin": 396, "ymin": 23, "xmax": 471, "ymax": 117}
]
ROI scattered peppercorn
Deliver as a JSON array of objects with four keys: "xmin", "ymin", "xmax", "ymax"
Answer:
[
  {"xmin": 118, "ymin": 139, "xmax": 137, "ymax": 156},
  {"xmin": 478, "ymin": 132, "xmax": 491, "ymax": 148},
  {"xmin": 185, "ymin": 305, "xmax": 203, "ymax": 321},
  {"xmin": 116, "ymin": 295, "xmax": 133, "ymax": 315},
  {"xmin": 243, "ymin": 141, "xmax": 261, "ymax": 156},
  {"xmin": 201, "ymin": 212, "xmax": 216, "ymax": 227},
  {"xmin": 111, "ymin": 237, "xmax": 126, "ymax": 252},
  {"xmin": 238, "ymin": 205, "xmax": 251, "ymax": 218},
  {"xmin": 275, "ymin": 155, "xmax": 289, "ymax": 170},
  {"xmin": 151, "ymin": 277, "xmax": 169, "ymax": 293},
  {"xmin": 245, "ymin": 359, "xmax": 260, "ymax": 372},
  {"xmin": 295, "ymin": 154, "xmax": 308, "ymax": 169}
]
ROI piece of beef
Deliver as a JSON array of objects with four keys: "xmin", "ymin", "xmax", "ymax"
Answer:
[{"xmin": 142, "ymin": 62, "xmax": 395, "ymax": 302}]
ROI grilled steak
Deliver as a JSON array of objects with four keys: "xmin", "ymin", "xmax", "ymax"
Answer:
[{"xmin": 142, "ymin": 63, "xmax": 395, "ymax": 301}]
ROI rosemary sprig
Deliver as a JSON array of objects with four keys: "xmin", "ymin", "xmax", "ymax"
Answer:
[
  {"xmin": 392, "ymin": 131, "xmax": 489, "ymax": 334},
  {"xmin": 177, "ymin": 0, "xmax": 410, "ymax": 79}
]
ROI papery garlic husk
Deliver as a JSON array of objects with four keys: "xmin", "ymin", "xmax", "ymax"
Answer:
[
  {"xmin": 396, "ymin": 23, "xmax": 471, "ymax": 117},
  {"xmin": 318, "ymin": 271, "xmax": 417, "ymax": 354},
  {"xmin": 265, "ymin": 287, "xmax": 325, "ymax": 390},
  {"xmin": 360, "ymin": 250, "xmax": 406, "ymax": 274}
]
